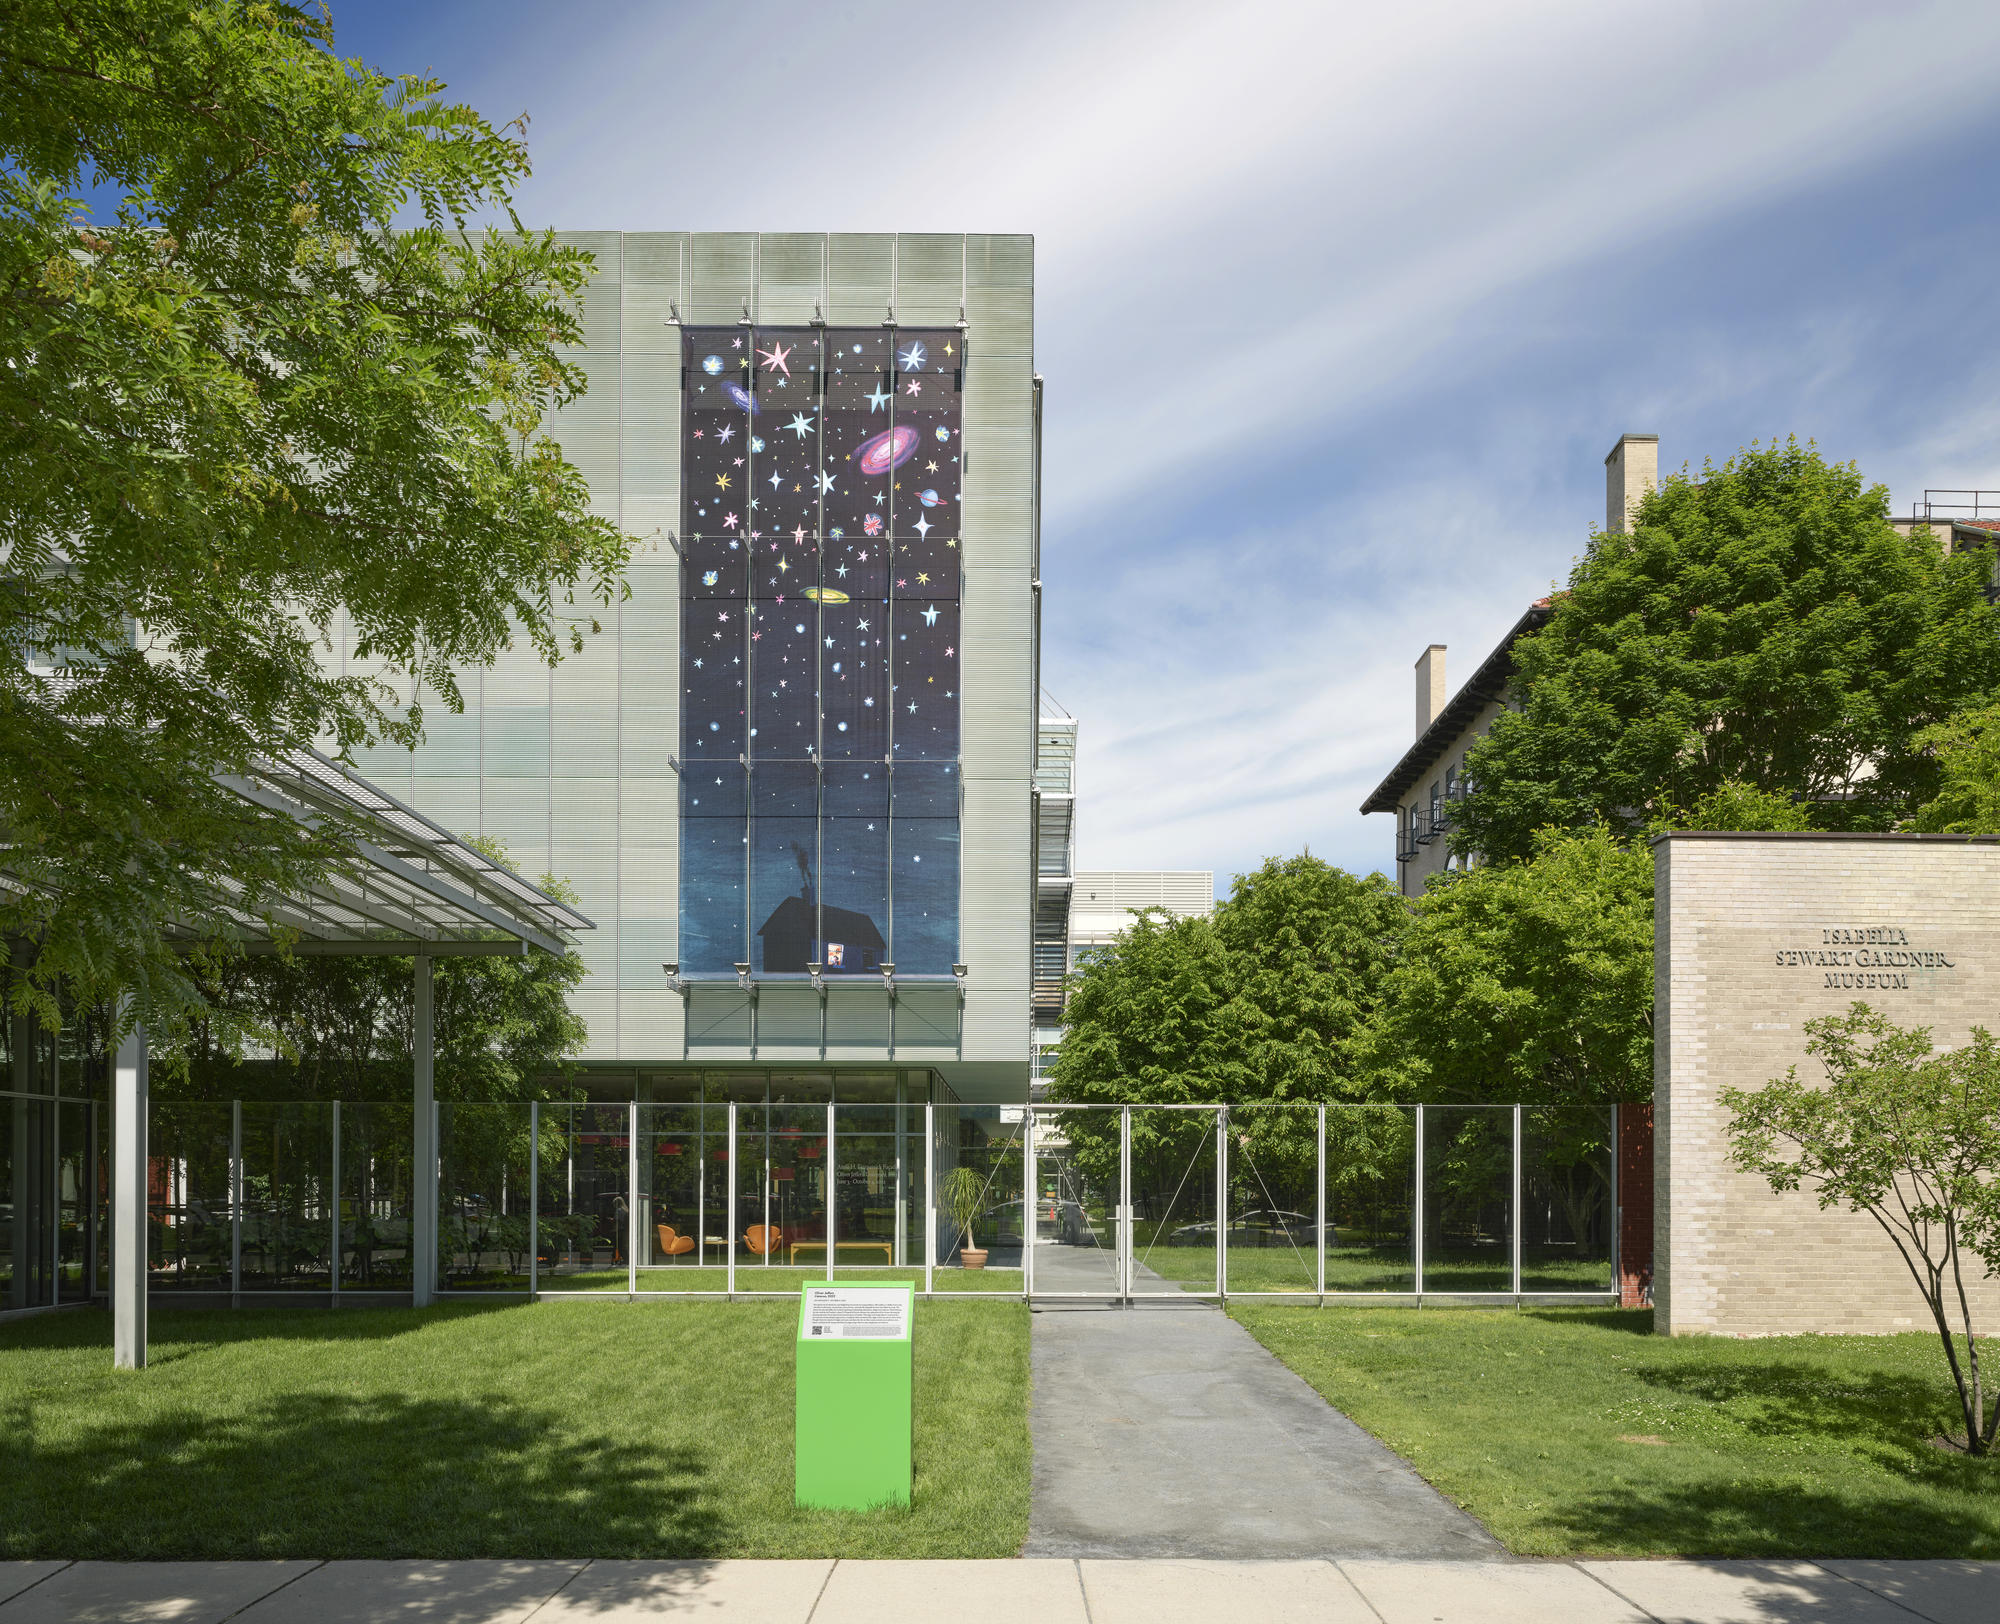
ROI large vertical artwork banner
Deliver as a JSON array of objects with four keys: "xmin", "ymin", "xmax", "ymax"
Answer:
[{"xmin": 679, "ymin": 328, "xmax": 963, "ymax": 977}]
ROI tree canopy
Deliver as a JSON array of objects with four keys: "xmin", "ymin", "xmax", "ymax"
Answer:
[
  {"xmin": 1049, "ymin": 856, "xmax": 1406, "ymax": 1107},
  {"xmin": 1907, "ymin": 699, "xmax": 2000, "ymax": 835},
  {"xmin": 1, "ymin": 2, "xmax": 630, "ymax": 1043},
  {"xmin": 1453, "ymin": 441, "xmax": 2000, "ymax": 865},
  {"xmin": 1362, "ymin": 826, "xmax": 1654, "ymax": 1104}
]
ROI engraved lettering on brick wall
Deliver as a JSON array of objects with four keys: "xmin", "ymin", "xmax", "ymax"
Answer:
[{"xmin": 1771, "ymin": 926, "xmax": 1956, "ymax": 990}]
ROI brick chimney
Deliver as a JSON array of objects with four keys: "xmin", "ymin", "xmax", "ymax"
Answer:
[
  {"xmin": 1416, "ymin": 644, "xmax": 1446, "ymax": 738},
  {"xmin": 1605, "ymin": 434, "xmax": 1659, "ymax": 534}
]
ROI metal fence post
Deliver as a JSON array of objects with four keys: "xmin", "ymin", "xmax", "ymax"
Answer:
[
  {"xmin": 1413, "ymin": 1104, "xmax": 1425, "ymax": 1304},
  {"xmin": 1512, "ymin": 1103, "xmax": 1523, "ymax": 1303},
  {"xmin": 230, "ymin": 1098, "xmax": 242, "ymax": 1306},
  {"xmin": 1023, "ymin": 1108, "xmax": 1036, "ymax": 1301},
  {"xmin": 529, "ymin": 1101, "xmax": 539, "ymax": 1303},
  {"xmin": 628, "ymin": 1099, "xmax": 639, "ymax": 1299},
  {"xmin": 726, "ymin": 1102, "xmax": 738, "ymax": 1300},
  {"xmin": 330, "ymin": 1100, "xmax": 341, "ymax": 1305},
  {"xmin": 923, "ymin": 1102, "xmax": 935, "ymax": 1297},
  {"xmin": 1316, "ymin": 1103, "xmax": 1327, "ymax": 1303},
  {"xmin": 1215, "ymin": 1106, "xmax": 1227, "ymax": 1300},
  {"xmin": 1610, "ymin": 1103, "xmax": 1622, "ymax": 1305},
  {"xmin": 1119, "ymin": 1105, "xmax": 1132, "ymax": 1308}
]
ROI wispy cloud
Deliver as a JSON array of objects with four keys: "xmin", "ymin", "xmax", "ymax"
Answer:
[{"xmin": 335, "ymin": 0, "xmax": 2000, "ymax": 887}]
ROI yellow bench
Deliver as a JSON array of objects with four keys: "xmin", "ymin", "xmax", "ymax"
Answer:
[{"xmin": 786, "ymin": 1240, "xmax": 895, "ymax": 1267}]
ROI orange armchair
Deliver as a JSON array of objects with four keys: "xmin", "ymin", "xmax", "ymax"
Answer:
[
  {"xmin": 655, "ymin": 1224, "xmax": 695, "ymax": 1259},
  {"xmin": 745, "ymin": 1224, "xmax": 783, "ymax": 1256}
]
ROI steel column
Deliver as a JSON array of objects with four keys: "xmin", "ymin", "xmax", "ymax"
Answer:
[
  {"xmin": 111, "ymin": 1020, "xmax": 148, "ymax": 1370},
  {"xmin": 411, "ymin": 954, "xmax": 436, "ymax": 1306}
]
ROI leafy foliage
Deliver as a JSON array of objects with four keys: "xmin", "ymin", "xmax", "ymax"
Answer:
[
  {"xmin": 1907, "ymin": 700, "xmax": 2000, "ymax": 835},
  {"xmin": 1048, "ymin": 857, "xmax": 1406, "ymax": 1109},
  {"xmin": 1725, "ymin": 1005, "xmax": 2000, "ymax": 1455},
  {"xmin": 0, "ymin": 2, "xmax": 631, "ymax": 1044},
  {"xmin": 1454, "ymin": 441, "xmax": 2000, "ymax": 864},
  {"xmin": 1364, "ymin": 826, "xmax": 1654, "ymax": 1104}
]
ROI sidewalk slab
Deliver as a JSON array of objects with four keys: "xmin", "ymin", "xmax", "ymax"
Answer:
[
  {"xmin": 1081, "ymin": 1559, "xmax": 1375, "ymax": 1624},
  {"xmin": 811, "ymin": 1560, "xmax": 1087, "ymax": 1624},
  {"xmin": 530, "ymin": 1561, "xmax": 833, "ymax": 1622},
  {"xmin": 1341, "ymin": 1559, "xmax": 1651, "ymax": 1624},
  {"xmin": 0, "ymin": 1560, "xmax": 315, "ymax": 1623},
  {"xmin": 0, "ymin": 1571, "xmax": 66, "ymax": 1611},
  {"xmin": 1808, "ymin": 1561, "xmax": 2000, "ymax": 1624},
  {"xmin": 232, "ymin": 1560, "xmax": 581, "ymax": 1623},
  {"xmin": 1581, "ymin": 1560, "xmax": 1923, "ymax": 1622}
]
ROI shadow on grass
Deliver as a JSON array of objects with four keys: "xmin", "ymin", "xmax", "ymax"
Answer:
[
  {"xmin": 0, "ymin": 1302, "xmax": 527, "ymax": 1360},
  {"xmin": 1628, "ymin": 1358, "xmax": 1971, "ymax": 1465},
  {"xmin": 1556, "ymin": 1477, "xmax": 2000, "ymax": 1561},
  {"xmin": 1519, "ymin": 1307, "xmax": 1655, "ymax": 1335},
  {"xmin": 0, "ymin": 1386, "xmax": 722, "ymax": 1560}
]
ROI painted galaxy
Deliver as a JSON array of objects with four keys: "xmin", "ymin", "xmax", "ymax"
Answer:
[{"xmin": 679, "ymin": 326, "xmax": 964, "ymax": 977}]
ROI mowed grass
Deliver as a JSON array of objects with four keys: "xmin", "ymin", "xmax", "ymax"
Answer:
[
  {"xmin": 1233, "ymin": 1304, "xmax": 2000, "ymax": 1559},
  {"xmin": 0, "ymin": 1299, "xmax": 1029, "ymax": 1560}
]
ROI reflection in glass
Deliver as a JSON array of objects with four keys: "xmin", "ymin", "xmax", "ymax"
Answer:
[
  {"xmin": 1030, "ymin": 1109, "xmax": 1122, "ymax": 1295},
  {"xmin": 148, "ymin": 1103, "xmax": 232, "ymax": 1290},
  {"xmin": 438, "ymin": 1104, "xmax": 533, "ymax": 1291},
  {"xmin": 1225, "ymin": 1106, "xmax": 1318, "ymax": 1294},
  {"xmin": 1522, "ymin": 1106, "xmax": 1613, "ymax": 1292},
  {"xmin": 1423, "ymin": 1107, "xmax": 1513, "ymax": 1292},
  {"xmin": 535, "ymin": 1104, "xmax": 631, "ymax": 1289},
  {"xmin": 1128, "ymin": 1108, "xmax": 1219, "ymax": 1295},
  {"xmin": 239, "ymin": 1103, "xmax": 333, "ymax": 1290},
  {"xmin": 1326, "ymin": 1107, "xmax": 1415, "ymax": 1292},
  {"xmin": 338, "ymin": 1103, "xmax": 412, "ymax": 1291},
  {"xmin": 733, "ymin": 1105, "xmax": 828, "ymax": 1278},
  {"xmin": 933, "ymin": 1105, "xmax": 1024, "ymax": 1286}
]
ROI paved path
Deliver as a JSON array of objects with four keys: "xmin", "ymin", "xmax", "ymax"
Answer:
[
  {"xmin": 2, "ymin": 1558, "xmax": 1994, "ymax": 1622},
  {"xmin": 1025, "ymin": 1241, "xmax": 1498, "ymax": 1558}
]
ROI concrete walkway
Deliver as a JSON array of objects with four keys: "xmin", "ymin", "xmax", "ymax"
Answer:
[
  {"xmin": 1025, "ymin": 1241, "xmax": 1497, "ymax": 1558},
  {"xmin": 2, "ymin": 1558, "xmax": 1995, "ymax": 1622}
]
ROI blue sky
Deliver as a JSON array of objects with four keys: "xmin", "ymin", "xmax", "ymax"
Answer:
[{"xmin": 335, "ymin": 0, "xmax": 2000, "ymax": 891}]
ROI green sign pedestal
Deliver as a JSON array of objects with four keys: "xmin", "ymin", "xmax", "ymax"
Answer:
[{"xmin": 795, "ymin": 1282, "xmax": 914, "ymax": 1510}]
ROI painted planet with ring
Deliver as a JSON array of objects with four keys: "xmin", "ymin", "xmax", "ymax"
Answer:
[
  {"xmin": 721, "ymin": 381, "xmax": 758, "ymax": 414},
  {"xmin": 918, "ymin": 489, "xmax": 942, "ymax": 508},
  {"xmin": 802, "ymin": 586, "xmax": 850, "ymax": 604},
  {"xmin": 851, "ymin": 424, "xmax": 920, "ymax": 476},
  {"xmin": 701, "ymin": 354, "xmax": 724, "ymax": 375}
]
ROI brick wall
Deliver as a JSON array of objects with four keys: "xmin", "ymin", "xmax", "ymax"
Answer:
[{"xmin": 1654, "ymin": 833, "xmax": 2000, "ymax": 1336}]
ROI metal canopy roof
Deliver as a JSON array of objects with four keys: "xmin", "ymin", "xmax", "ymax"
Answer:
[{"xmin": 201, "ymin": 747, "xmax": 594, "ymax": 958}]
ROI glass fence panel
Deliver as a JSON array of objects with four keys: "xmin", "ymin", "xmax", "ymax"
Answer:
[
  {"xmin": 438, "ymin": 1103, "xmax": 533, "ymax": 1291},
  {"xmin": 928, "ymin": 1104, "xmax": 1024, "ymax": 1291},
  {"xmin": 828, "ymin": 1103, "xmax": 913, "ymax": 1278},
  {"xmin": 239, "ymin": 1103, "xmax": 334, "ymax": 1291},
  {"xmin": 637, "ymin": 1104, "xmax": 729, "ymax": 1289},
  {"xmin": 1130, "ymin": 1107, "xmax": 1220, "ymax": 1296},
  {"xmin": 538, "ymin": 1104, "xmax": 631, "ymax": 1290},
  {"xmin": 58, "ymin": 1101, "xmax": 94, "ymax": 1303},
  {"xmin": 338, "ymin": 1103, "xmax": 412, "ymax": 1292},
  {"xmin": 1225, "ymin": 1106, "xmax": 1318, "ymax": 1294},
  {"xmin": 149, "ymin": 1102, "xmax": 232, "ymax": 1290},
  {"xmin": 1326, "ymin": 1106, "xmax": 1415, "ymax": 1292},
  {"xmin": 1522, "ymin": 1106, "xmax": 1614, "ymax": 1293},
  {"xmin": 1032, "ymin": 1108, "xmax": 1121, "ymax": 1295},
  {"xmin": 3, "ymin": 1095, "xmax": 53, "ymax": 1309},
  {"xmin": 733, "ymin": 1104, "xmax": 828, "ymax": 1283},
  {"xmin": 1424, "ymin": 1106, "xmax": 1513, "ymax": 1292}
]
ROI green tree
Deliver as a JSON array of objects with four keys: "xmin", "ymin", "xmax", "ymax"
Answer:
[
  {"xmin": 1454, "ymin": 441, "xmax": 2000, "ymax": 864},
  {"xmin": 1364, "ymin": 827, "xmax": 1654, "ymax": 1105},
  {"xmin": 1, "ymin": 2, "xmax": 631, "ymax": 1046},
  {"xmin": 1907, "ymin": 699, "xmax": 2000, "ymax": 834},
  {"xmin": 1725, "ymin": 1005, "xmax": 2000, "ymax": 1455}
]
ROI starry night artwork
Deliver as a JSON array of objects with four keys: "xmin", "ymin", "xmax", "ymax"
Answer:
[{"xmin": 679, "ymin": 327, "xmax": 963, "ymax": 977}]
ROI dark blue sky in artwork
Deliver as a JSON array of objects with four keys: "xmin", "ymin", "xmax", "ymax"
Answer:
[{"xmin": 328, "ymin": 0, "xmax": 2000, "ymax": 890}]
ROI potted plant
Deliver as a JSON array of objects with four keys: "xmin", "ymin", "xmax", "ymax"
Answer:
[{"xmin": 941, "ymin": 1165, "xmax": 987, "ymax": 1269}]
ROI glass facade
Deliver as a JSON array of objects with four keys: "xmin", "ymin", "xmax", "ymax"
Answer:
[
  {"xmin": 2, "ymin": 996, "xmax": 105, "ymax": 1312},
  {"xmin": 680, "ymin": 326, "xmax": 963, "ymax": 978}
]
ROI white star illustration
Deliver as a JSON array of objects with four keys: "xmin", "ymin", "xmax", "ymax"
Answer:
[
  {"xmin": 817, "ymin": 470, "xmax": 836, "ymax": 494},
  {"xmin": 785, "ymin": 412, "xmax": 814, "ymax": 440},
  {"xmin": 913, "ymin": 516, "xmax": 931, "ymax": 539},
  {"xmin": 898, "ymin": 341, "xmax": 927, "ymax": 372},
  {"xmin": 922, "ymin": 605, "xmax": 940, "ymax": 627}
]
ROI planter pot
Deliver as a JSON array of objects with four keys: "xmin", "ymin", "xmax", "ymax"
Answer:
[{"xmin": 960, "ymin": 1249, "xmax": 989, "ymax": 1270}]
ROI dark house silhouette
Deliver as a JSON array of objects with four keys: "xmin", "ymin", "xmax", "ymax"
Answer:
[{"xmin": 758, "ymin": 896, "xmax": 885, "ymax": 974}]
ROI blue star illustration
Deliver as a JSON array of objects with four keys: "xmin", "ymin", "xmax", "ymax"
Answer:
[
  {"xmin": 785, "ymin": 412, "xmax": 815, "ymax": 440},
  {"xmin": 865, "ymin": 384, "xmax": 892, "ymax": 413},
  {"xmin": 921, "ymin": 605, "xmax": 940, "ymax": 627}
]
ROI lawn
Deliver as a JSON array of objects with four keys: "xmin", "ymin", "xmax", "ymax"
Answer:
[
  {"xmin": 0, "ymin": 1299, "xmax": 1029, "ymax": 1560},
  {"xmin": 1233, "ymin": 1304, "xmax": 2000, "ymax": 1559}
]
